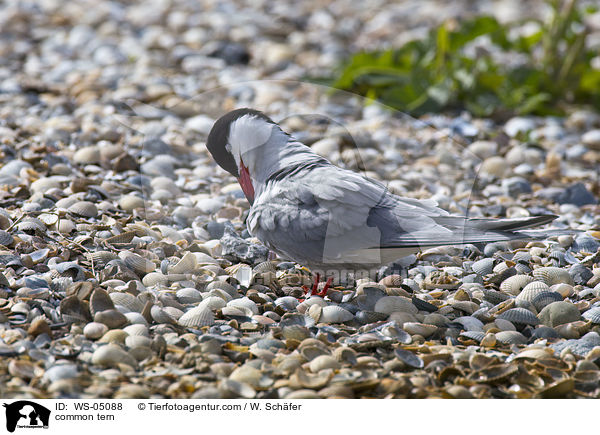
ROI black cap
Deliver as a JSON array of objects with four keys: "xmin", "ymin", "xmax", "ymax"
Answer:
[{"xmin": 206, "ymin": 108, "xmax": 275, "ymax": 177}]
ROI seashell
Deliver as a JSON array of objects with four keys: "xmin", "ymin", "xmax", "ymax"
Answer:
[
  {"xmin": 394, "ymin": 348, "xmax": 424, "ymax": 369},
  {"xmin": 178, "ymin": 306, "xmax": 215, "ymax": 327},
  {"xmin": 176, "ymin": 288, "xmax": 203, "ymax": 304},
  {"xmin": 125, "ymin": 335, "xmax": 152, "ymax": 349},
  {"xmin": 533, "ymin": 267, "xmax": 574, "ymax": 286},
  {"xmin": 253, "ymin": 261, "xmax": 276, "ymax": 273},
  {"xmin": 227, "ymin": 297, "xmax": 258, "ymax": 315},
  {"xmin": 422, "ymin": 270, "xmax": 460, "ymax": 290},
  {"xmin": 403, "ymin": 322, "xmax": 437, "ymax": 337},
  {"xmin": 308, "ymin": 304, "xmax": 322, "ymax": 323},
  {"xmin": 482, "ymin": 289, "xmax": 511, "ymax": 305},
  {"xmin": 120, "ymin": 252, "xmax": 155, "ymax": 275},
  {"xmin": 0, "ymin": 230, "xmax": 14, "ymax": 246},
  {"xmin": 227, "ymin": 263, "xmax": 253, "ymax": 287},
  {"xmin": 105, "ymin": 231, "xmax": 136, "ymax": 245},
  {"xmin": 536, "ymin": 379, "xmax": 575, "ymax": 399},
  {"xmin": 309, "ymin": 355, "xmax": 341, "ymax": 372},
  {"xmin": 499, "ymin": 274, "xmax": 535, "ymax": 296},
  {"xmin": 59, "ymin": 296, "xmax": 91, "ymax": 323},
  {"xmin": 17, "ymin": 217, "xmax": 46, "ymax": 233},
  {"xmin": 123, "ymin": 324, "xmax": 150, "ymax": 337},
  {"xmin": 199, "ymin": 296, "xmax": 227, "ymax": 311},
  {"xmin": 583, "ymin": 307, "xmax": 600, "ymax": 324},
  {"xmin": 469, "ymin": 364, "xmax": 518, "ymax": 384},
  {"xmin": 8, "ymin": 360, "xmax": 41, "ymax": 380},
  {"xmin": 355, "ymin": 310, "xmax": 387, "ymax": 324},
  {"xmin": 512, "ymin": 348, "xmax": 555, "ymax": 360},
  {"xmin": 291, "ymin": 368, "xmax": 332, "ymax": 390},
  {"xmin": 150, "ymin": 305, "xmax": 177, "ymax": 325},
  {"xmin": 497, "ymin": 308, "xmax": 540, "ymax": 325},
  {"xmin": 218, "ymin": 379, "xmax": 256, "ymax": 399},
  {"xmin": 378, "ymin": 274, "xmax": 404, "ymax": 288},
  {"xmin": 169, "ymin": 252, "xmax": 197, "ymax": 274},
  {"xmin": 454, "ymin": 316, "xmax": 484, "ymax": 331},
  {"xmin": 531, "ymin": 291, "xmax": 562, "ymax": 311},
  {"xmin": 119, "ymin": 194, "xmax": 146, "ymax": 211},
  {"xmin": 229, "ymin": 365, "xmax": 273, "ymax": 390},
  {"xmin": 90, "ymin": 288, "xmax": 115, "ymax": 315},
  {"xmin": 515, "ymin": 281, "xmax": 549, "ymax": 304},
  {"xmin": 333, "ymin": 347, "xmax": 358, "ymax": 365},
  {"xmin": 495, "ymin": 330, "xmax": 527, "ymax": 345},
  {"xmin": 124, "ymin": 312, "xmax": 148, "ymax": 326},
  {"xmin": 91, "ymin": 344, "xmax": 137, "ymax": 368},
  {"xmin": 94, "ymin": 309, "xmax": 128, "ymax": 329},
  {"xmin": 319, "ymin": 306, "xmax": 353, "ymax": 323},
  {"xmin": 374, "ymin": 296, "xmax": 417, "ymax": 315},
  {"xmin": 110, "ymin": 292, "xmax": 144, "ymax": 313},
  {"xmin": 89, "ymin": 251, "xmax": 118, "ymax": 266},
  {"xmin": 99, "ymin": 329, "xmax": 129, "ymax": 344},
  {"xmin": 459, "ymin": 331, "xmax": 485, "ymax": 342},
  {"xmin": 68, "ymin": 201, "xmax": 98, "ymax": 218},
  {"xmin": 572, "ymin": 233, "xmax": 600, "ymax": 254},
  {"xmin": 550, "ymin": 283, "xmax": 574, "ymax": 298},
  {"xmin": 471, "ymin": 258, "xmax": 494, "ymax": 276},
  {"xmin": 274, "ymin": 296, "xmax": 299, "ymax": 311},
  {"xmin": 205, "ymin": 281, "xmax": 238, "ymax": 297},
  {"xmin": 83, "ymin": 322, "xmax": 108, "ymax": 340},
  {"xmin": 411, "ymin": 296, "xmax": 437, "ymax": 312},
  {"xmin": 530, "ymin": 326, "xmax": 560, "ymax": 340},
  {"xmin": 142, "ymin": 272, "xmax": 168, "ymax": 287}
]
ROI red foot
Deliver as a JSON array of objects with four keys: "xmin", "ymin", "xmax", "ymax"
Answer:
[
  {"xmin": 301, "ymin": 273, "xmax": 333, "ymax": 299},
  {"xmin": 314, "ymin": 277, "xmax": 333, "ymax": 297}
]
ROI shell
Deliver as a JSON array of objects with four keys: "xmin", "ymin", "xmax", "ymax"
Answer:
[
  {"xmin": 59, "ymin": 296, "xmax": 92, "ymax": 323},
  {"xmin": 533, "ymin": 267, "xmax": 574, "ymax": 286},
  {"xmin": 374, "ymin": 296, "xmax": 417, "ymax": 315},
  {"xmin": 515, "ymin": 281, "xmax": 550, "ymax": 303},
  {"xmin": 253, "ymin": 261, "xmax": 277, "ymax": 273},
  {"xmin": 91, "ymin": 344, "xmax": 137, "ymax": 368},
  {"xmin": 89, "ymin": 251, "xmax": 118, "ymax": 265},
  {"xmin": 403, "ymin": 322, "xmax": 437, "ymax": 337},
  {"xmin": 499, "ymin": 275, "xmax": 535, "ymax": 295},
  {"xmin": 531, "ymin": 291, "xmax": 563, "ymax": 311},
  {"xmin": 332, "ymin": 347, "xmax": 358, "ymax": 365},
  {"xmin": 497, "ymin": 308, "xmax": 540, "ymax": 325},
  {"xmin": 582, "ymin": 307, "xmax": 600, "ymax": 324},
  {"xmin": 0, "ymin": 230, "xmax": 14, "ymax": 246},
  {"xmin": 319, "ymin": 305, "xmax": 353, "ymax": 323},
  {"xmin": 110, "ymin": 292, "xmax": 145, "ymax": 313},
  {"xmin": 227, "ymin": 297, "xmax": 258, "ymax": 315},
  {"xmin": 17, "ymin": 217, "xmax": 46, "ymax": 233},
  {"xmin": 178, "ymin": 306, "xmax": 215, "ymax": 327},
  {"xmin": 94, "ymin": 309, "xmax": 128, "ymax": 329},
  {"xmin": 123, "ymin": 324, "xmax": 150, "ymax": 337},
  {"xmin": 199, "ymin": 296, "xmax": 227, "ymax": 311},
  {"xmin": 68, "ymin": 201, "xmax": 98, "ymax": 218},
  {"xmin": 169, "ymin": 252, "xmax": 197, "ymax": 274},
  {"xmin": 378, "ymin": 274, "xmax": 403, "ymax": 287},
  {"xmin": 105, "ymin": 231, "xmax": 136, "ymax": 245},
  {"xmin": 469, "ymin": 364, "xmax": 518, "ymax": 384},
  {"xmin": 309, "ymin": 355, "xmax": 341, "ymax": 372},
  {"xmin": 482, "ymin": 289, "xmax": 511, "ymax": 305},
  {"xmin": 471, "ymin": 258, "xmax": 495, "ymax": 276},
  {"xmin": 355, "ymin": 310, "xmax": 388, "ymax": 324},
  {"xmin": 176, "ymin": 288, "xmax": 203, "ymax": 304},
  {"xmin": 120, "ymin": 252, "xmax": 156, "ymax": 275},
  {"xmin": 459, "ymin": 331, "xmax": 485, "ymax": 342},
  {"xmin": 90, "ymin": 288, "xmax": 115, "ymax": 315},
  {"xmin": 150, "ymin": 305, "xmax": 177, "ymax": 325},
  {"xmin": 394, "ymin": 348, "xmax": 424, "ymax": 369},
  {"xmin": 495, "ymin": 330, "xmax": 528, "ymax": 345}
]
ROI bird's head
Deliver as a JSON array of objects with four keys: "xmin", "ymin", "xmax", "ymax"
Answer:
[{"xmin": 206, "ymin": 108, "xmax": 279, "ymax": 204}]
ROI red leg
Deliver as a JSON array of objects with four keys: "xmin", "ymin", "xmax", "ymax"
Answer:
[
  {"xmin": 302, "ymin": 273, "xmax": 321, "ymax": 297},
  {"xmin": 314, "ymin": 277, "xmax": 333, "ymax": 297}
]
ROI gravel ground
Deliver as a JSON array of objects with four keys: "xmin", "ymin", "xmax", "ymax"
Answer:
[{"xmin": 0, "ymin": 0, "xmax": 600, "ymax": 399}]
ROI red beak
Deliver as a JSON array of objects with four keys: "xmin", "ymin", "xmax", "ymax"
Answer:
[{"xmin": 238, "ymin": 160, "xmax": 255, "ymax": 204}]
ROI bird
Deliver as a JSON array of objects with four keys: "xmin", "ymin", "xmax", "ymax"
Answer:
[{"xmin": 206, "ymin": 108, "xmax": 558, "ymax": 296}]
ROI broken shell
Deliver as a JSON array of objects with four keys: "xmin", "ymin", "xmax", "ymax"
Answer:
[
  {"xmin": 169, "ymin": 252, "xmax": 197, "ymax": 274},
  {"xmin": 90, "ymin": 288, "xmax": 115, "ymax": 315}
]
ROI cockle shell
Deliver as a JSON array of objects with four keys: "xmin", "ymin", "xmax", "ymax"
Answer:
[
  {"xmin": 178, "ymin": 306, "xmax": 215, "ymax": 327},
  {"xmin": 374, "ymin": 296, "xmax": 417, "ymax": 315},
  {"xmin": 319, "ymin": 305, "xmax": 353, "ymax": 323},
  {"xmin": 533, "ymin": 267, "xmax": 574, "ymax": 286},
  {"xmin": 499, "ymin": 275, "xmax": 535, "ymax": 295}
]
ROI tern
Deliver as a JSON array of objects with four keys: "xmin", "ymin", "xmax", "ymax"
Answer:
[{"xmin": 206, "ymin": 108, "xmax": 557, "ymax": 296}]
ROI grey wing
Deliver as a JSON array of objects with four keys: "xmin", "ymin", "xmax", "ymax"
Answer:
[{"xmin": 247, "ymin": 167, "xmax": 450, "ymax": 266}]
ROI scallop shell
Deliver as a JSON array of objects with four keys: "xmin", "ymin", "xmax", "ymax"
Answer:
[
  {"xmin": 105, "ymin": 231, "xmax": 136, "ymax": 245},
  {"xmin": 17, "ymin": 217, "xmax": 46, "ymax": 233},
  {"xmin": 533, "ymin": 267, "xmax": 574, "ymax": 286},
  {"xmin": 169, "ymin": 252, "xmax": 197, "ymax": 274},
  {"xmin": 110, "ymin": 292, "xmax": 144, "ymax": 313},
  {"xmin": 495, "ymin": 330, "xmax": 528, "ymax": 344},
  {"xmin": 515, "ymin": 281, "xmax": 550, "ymax": 303},
  {"xmin": 120, "ymin": 252, "xmax": 155, "ymax": 275},
  {"xmin": 319, "ymin": 305, "xmax": 353, "ymax": 323},
  {"xmin": 497, "ymin": 308, "xmax": 540, "ymax": 325},
  {"xmin": 374, "ymin": 296, "xmax": 417, "ymax": 315},
  {"xmin": 199, "ymin": 296, "xmax": 227, "ymax": 311},
  {"xmin": 582, "ymin": 307, "xmax": 600, "ymax": 324},
  {"xmin": 68, "ymin": 201, "xmax": 98, "ymax": 218},
  {"xmin": 499, "ymin": 274, "xmax": 535, "ymax": 296},
  {"xmin": 471, "ymin": 258, "xmax": 495, "ymax": 276},
  {"xmin": 89, "ymin": 251, "xmax": 118, "ymax": 265},
  {"xmin": 178, "ymin": 306, "xmax": 215, "ymax": 327}
]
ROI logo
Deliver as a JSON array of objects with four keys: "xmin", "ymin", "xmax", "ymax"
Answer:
[{"xmin": 3, "ymin": 401, "xmax": 50, "ymax": 433}]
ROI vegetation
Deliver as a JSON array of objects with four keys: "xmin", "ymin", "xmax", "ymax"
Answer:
[{"xmin": 325, "ymin": 0, "xmax": 600, "ymax": 118}]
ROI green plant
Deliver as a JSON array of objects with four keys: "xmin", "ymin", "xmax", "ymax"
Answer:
[{"xmin": 324, "ymin": 0, "xmax": 600, "ymax": 118}]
